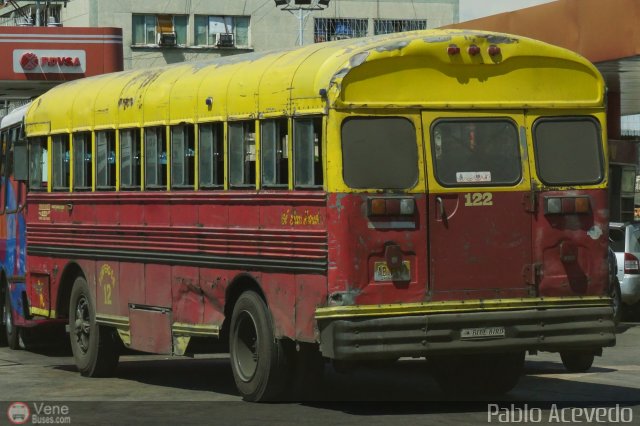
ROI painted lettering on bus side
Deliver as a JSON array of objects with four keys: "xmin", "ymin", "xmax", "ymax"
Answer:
[
  {"xmin": 280, "ymin": 209, "xmax": 322, "ymax": 226},
  {"xmin": 38, "ymin": 204, "xmax": 51, "ymax": 221},
  {"xmin": 98, "ymin": 264, "xmax": 115, "ymax": 305}
]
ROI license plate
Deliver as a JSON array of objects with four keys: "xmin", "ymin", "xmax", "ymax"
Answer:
[
  {"xmin": 374, "ymin": 261, "xmax": 410, "ymax": 282},
  {"xmin": 460, "ymin": 326, "xmax": 506, "ymax": 340}
]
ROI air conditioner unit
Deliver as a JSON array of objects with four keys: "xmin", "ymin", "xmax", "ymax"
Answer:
[
  {"xmin": 158, "ymin": 32, "xmax": 177, "ymax": 46},
  {"xmin": 216, "ymin": 33, "xmax": 234, "ymax": 48}
]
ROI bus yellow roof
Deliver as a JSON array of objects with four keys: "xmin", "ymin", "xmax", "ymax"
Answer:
[{"xmin": 25, "ymin": 29, "xmax": 605, "ymax": 136}]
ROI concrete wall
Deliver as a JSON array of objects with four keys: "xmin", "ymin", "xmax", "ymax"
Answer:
[{"xmin": 61, "ymin": 0, "xmax": 458, "ymax": 70}]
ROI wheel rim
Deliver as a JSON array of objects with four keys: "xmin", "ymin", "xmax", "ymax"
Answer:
[
  {"xmin": 233, "ymin": 310, "xmax": 259, "ymax": 382},
  {"xmin": 74, "ymin": 295, "xmax": 91, "ymax": 354},
  {"xmin": 611, "ymin": 284, "xmax": 620, "ymax": 319}
]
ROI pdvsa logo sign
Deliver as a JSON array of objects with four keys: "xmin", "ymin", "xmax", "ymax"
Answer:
[
  {"xmin": 7, "ymin": 402, "xmax": 30, "ymax": 425},
  {"xmin": 13, "ymin": 49, "xmax": 86, "ymax": 74}
]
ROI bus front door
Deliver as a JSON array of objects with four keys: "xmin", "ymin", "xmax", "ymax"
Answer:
[{"xmin": 423, "ymin": 112, "xmax": 533, "ymax": 301}]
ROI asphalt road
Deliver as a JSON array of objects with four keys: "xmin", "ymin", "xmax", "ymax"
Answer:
[{"xmin": 1, "ymin": 323, "xmax": 640, "ymax": 425}]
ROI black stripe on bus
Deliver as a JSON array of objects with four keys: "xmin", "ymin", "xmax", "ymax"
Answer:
[{"xmin": 27, "ymin": 245, "xmax": 328, "ymax": 274}]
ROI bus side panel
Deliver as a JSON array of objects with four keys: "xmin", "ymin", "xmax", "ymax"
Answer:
[
  {"xmin": 295, "ymin": 274, "xmax": 326, "ymax": 342},
  {"xmin": 171, "ymin": 265, "xmax": 203, "ymax": 324},
  {"xmin": 261, "ymin": 272, "xmax": 296, "ymax": 339},
  {"xmin": 534, "ymin": 188, "xmax": 609, "ymax": 297}
]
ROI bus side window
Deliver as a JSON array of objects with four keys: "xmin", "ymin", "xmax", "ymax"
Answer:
[
  {"xmin": 199, "ymin": 123, "xmax": 224, "ymax": 189},
  {"xmin": 144, "ymin": 126, "xmax": 167, "ymax": 190},
  {"xmin": 73, "ymin": 132, "xmax": 92, "ymax": 191},
  {"xmin": 120, "ymin": 129, "xmax": 140, "ymax": 190},
  {"xmin": 28, "ymin": 137, "xmax": 48, "ymax": 191},
  {"xmin": 228, "ymin": 121, "xmax": 256, "ymax": 188},
  {"xmin": 171, "ymin": 124, "xmax": 195, "ymax": 189},
  {"xmin": 261, "ymin": 118, "xmax": 289, "ymax": 188},
  {"xmin": 52, "ymin": 134, "xmax": 70, "ymax": 191},
  {"xmin": 96, "ymin": 131, "xmax": 116, "ymax": 190},
  {"xmin": 293, "ymin": 117, "xmax": 323, "ymax": 188}
]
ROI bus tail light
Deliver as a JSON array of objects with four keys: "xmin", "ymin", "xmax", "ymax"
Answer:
[
  {"xmin": 624, "ymin": 253, "xmax": 640, "ymax": 274},
  {"xmin": 544, "ymin": 196, "xmax": 591, "ymax": 215},
  {"xmin": 368, "ymin": 197, "xmax": 415, "ymax": 217}
]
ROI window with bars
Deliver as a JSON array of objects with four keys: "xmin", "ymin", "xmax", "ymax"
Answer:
[
  {"xmin": 132, "ymin": 14, "xmax": 188, "ymax": 46},
  {"xmin": 314, "ymin": 18, "xmax": 368, "ymax": 43},
  {"xmin": 194, "ymin": 15, "xmax": 250, "ymax": 48},
  {"xmin": 374, "ymin": 19, "xmax": 427, "ymax": 35}
]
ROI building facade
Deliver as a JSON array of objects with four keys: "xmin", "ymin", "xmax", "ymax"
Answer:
[{"xmin": 54, "ymin": 0, "xmax": 459, "ymax": 70}]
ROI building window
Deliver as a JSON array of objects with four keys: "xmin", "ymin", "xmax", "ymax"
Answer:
[
  {"xmin": 294, "ymin": 118, "xmax": 323, "ymax": 188},
  {"xmin": 132, "ymin": 14, "xmax": 187, "ymax": 46},
  {"xmin": 171, "ymin": 125, "xmax": 195, "ymax": 189},
  {"xmin": 96, "ymin": 131, "xmax": 116, "ymax": 190},
  {"xmin": 145, "ymin": 127, "xmax": 167, "ymax": 189},
  {"xmin": 228, "ymin": 121, "xmax": 256, "ymax": 188},
  {"xmin": 73, "ymin": 132, "xmax": 92, "ymax": 190},
  {"xmin": 314, "ymin": 18, "xmax": 368, "ymax": 43},
  {"xmin": 194, "ymin": 15, "xmax": 250, "ymax": 48},
  {"xmin": 52, "ymin": 134, "xmax": 69, "ymax": 191},
  {"xmin": 373, "ymin": 19, "xmax": 427, "ymax": 35},
  {"xmin": 199, "ymin": 123, "xmax": 224, "ymax": 189},
  {"xmin": 120, "ymin": 129, "xmax": 140, "ymax": 190}
]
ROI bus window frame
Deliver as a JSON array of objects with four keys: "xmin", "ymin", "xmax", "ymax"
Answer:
[
  {"xmin": 198, "ymin": 122, "xmax": 224, "ymax": 190},
  {"xmin": 144, "ymin": 126, "xmax": 168, "ymax": 190},
  {"xmin": 260, "ymin": 118, "xmax": 289, "ymax": 189},
  {"xmin": 170, "ymin": 124, "xmax": 195, "ymax": 190},
  {"xmin": 120, "ymin": 128, "xmax": 141, "ymax": 191},
  {"xmin": 72, "ymin": 131, "xmax": 93, "ymax": 191},
  {"xmin": 532, "ymin": 116, "xmax": 604, "ymax": 187},
  {"xmin": 51, "ymin": 133, "xmax": 70, "ymax": 192},
  {"xmin": 95, "ymin": 130, "xmax": 116, "ymax": 191},
  {"xmin": 293, "ymin": 116, "xmax": 324, "ymax": 190},
  {"xmin": 28, "ymin": 136, "xmax": 48, "ymax": 192},
  {"xmin": 228, "ymin": 120, "xmax": 256, "ymax": 189},
  {"xmin": 430, "ymin": 117, "xmax": 522, "ymax": 188}
]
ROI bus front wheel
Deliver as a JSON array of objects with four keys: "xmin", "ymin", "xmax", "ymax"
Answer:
[
  {"xmin": 69, "ymin": 276, "xmax": 119, "ymax": 377},
  {"xmin": 3, "ymin": 282, "xmax": 20, "ymax": 349},
  {"xmin": 229, "ymin": 291, "xmax": 290, "ymax": 402}
]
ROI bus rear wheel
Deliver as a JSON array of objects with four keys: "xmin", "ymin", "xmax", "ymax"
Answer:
[
  {"xmin": 3, "ymin": 282, "xmax": 20, "ymax": 349},
  {"xmin": 69, "ymin": 276, "xmax": 119, "ymax": 377},
  {"xmin": 229, "ymin": 291, "xmax": 291, "ymax": 402},
  {"xmin": 560, "ymin": 351, "xmax": 594, "ymax": 372}
]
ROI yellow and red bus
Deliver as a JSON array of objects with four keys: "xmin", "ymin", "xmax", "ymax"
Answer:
[{"xmin": 12, "ymin": 29, "xmax": 615, "ymax": 400}]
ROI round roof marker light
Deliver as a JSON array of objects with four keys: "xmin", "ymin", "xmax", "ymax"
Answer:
[
  {"xmin": 488, "ymin": 45, "xmax": 501, "ymax": 57},
  {"xmin": 447, "ymin": 44, "xmax": 460, "ymax": 55},
  {"xmin": 468, "ymin": 44, "xmax": 481, "ymax": 56}
]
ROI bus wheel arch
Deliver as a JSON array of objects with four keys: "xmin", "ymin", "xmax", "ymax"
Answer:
[{"xmin": 55, "ymin": 262, "xmax": 85, "ymax": 320}]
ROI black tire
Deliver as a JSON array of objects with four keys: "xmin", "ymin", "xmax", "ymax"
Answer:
[
  {"xmin": 3, "ymin": 282, "xmax": 20, "ymax": 350},
  {"xmin": 69, "ymin": 276, "xmax": 119, "ymax": 377},
  {"xmin": 610, "ymin": 277, "xmax": 622, "ymax": 326},
  {"xmin": 229, "ymin": 291, "xmax": 291, "ymax": 402},
  {"xmin": 431, "ymin": 351, "xmax": 524, "ymax": 396},
  {"xmin": 560, "ymin": 351, "xmax": 594, "ymax": 372}
]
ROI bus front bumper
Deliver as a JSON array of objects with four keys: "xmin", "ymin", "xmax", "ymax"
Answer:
[{"xmin": 315, "ymin": 298, "xmax": 616, "ymax": 360}]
